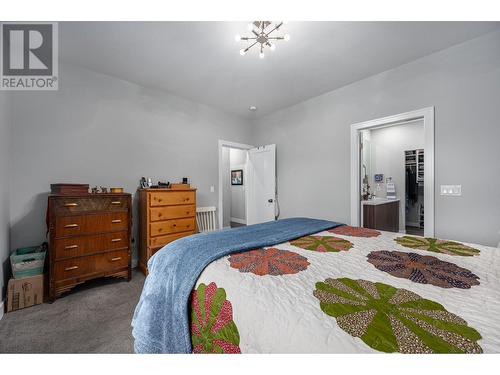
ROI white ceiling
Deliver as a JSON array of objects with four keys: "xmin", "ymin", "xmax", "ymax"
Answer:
[{"xmin": 60, "ymin": 22, "xmax": 500, "ymax": 118}]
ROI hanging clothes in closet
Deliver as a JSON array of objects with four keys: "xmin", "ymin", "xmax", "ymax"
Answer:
[{"xmin": 406, "ymin": 166, "xmax": 418, "ymax": 205}]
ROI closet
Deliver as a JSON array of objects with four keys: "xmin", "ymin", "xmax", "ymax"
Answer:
[{"xmin": 405, "ymin": 149, "xmax": 424, "ymax": 235}]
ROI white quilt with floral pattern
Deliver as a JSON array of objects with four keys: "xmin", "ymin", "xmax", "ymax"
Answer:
[{"xmin": 190, "ymin": 226, "xmax": 500, "ymax": 354}]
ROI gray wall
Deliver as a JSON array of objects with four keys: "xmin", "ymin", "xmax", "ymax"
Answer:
[
  {"xmin": 0, "ymin": 92, "xmax": 11, "ymax": 300},
  {"xmin": 253, "ymin": 30, "xmax": 500, "ymax": 247},
  {"xmin": 9, "ymin": 63, "xmax": 253, "ymax": 261}
]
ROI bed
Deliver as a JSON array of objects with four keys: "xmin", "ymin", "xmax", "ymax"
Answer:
[{"xmin": 132, "ymin": 218, "xmax": 500, "ymax": 354}]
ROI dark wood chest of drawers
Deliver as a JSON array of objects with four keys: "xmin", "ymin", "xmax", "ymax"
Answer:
[
  {"xmin": 47, "ymin": 193, "xmax": 132, "ymax": 301},
  {"xmin": 138, "ymin": 188, "xmax": 197, "ymax": 275}
]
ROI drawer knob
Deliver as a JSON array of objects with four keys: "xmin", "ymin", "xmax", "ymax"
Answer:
[
  {"xmin": 64, "ymin": 245, "xmax": 78, "ymax": 250},
  {"xmin": 111, "ymin": 219, "xmax": 122, "ymax": 223},
  {"xmin": 64, "ymin": 203, "xmax": 78, "ymax": 207},
  {"xmin": 65, "ymin": 266, "xmax": 78, "ymax": 271},
  {"xmin": 111, "ymin": 257, "xmax": 122, "ymax": 262},
  {"xmin": 173, "ymin": 224, "xmax": 177, "ymax": 227},
  {"xmin": 111, "ymin": 201, "xmax": 121, "ymax": 205},
  {"xmin": 158, "ymin": 198, "xmax": 162, "ymax": 202},
  {"xmin": 111, "ymin": 238, "xmax": 122, "ymax": 242},
  {"xmin": 64, "ymin": 224, "xmax": 79, "ymax": 228},
  {"xmin": 158, "ymin": 213, "xmax": 162, "ymax": 217}
]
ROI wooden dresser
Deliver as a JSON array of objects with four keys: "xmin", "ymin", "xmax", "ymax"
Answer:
[
  {"xmin": 138, "ymin": 188, "xmax": 197, "ymax": 275},
  {"xmin": 47, "ymin": 193, "xmax": 132, "ymax": 301}
]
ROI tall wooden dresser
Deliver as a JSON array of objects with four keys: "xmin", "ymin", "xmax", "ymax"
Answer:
[
  {"xmin": 138, "ymin": 188, "xmax": 197, "ymax": 274},
  {"xmin": 47, "ymin": 193, "xmax": 132, "ymax": 301}
]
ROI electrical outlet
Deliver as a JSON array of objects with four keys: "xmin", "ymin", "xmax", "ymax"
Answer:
[{"xmin": 440, "ymin": 185, "xmax": 462, "ymax": 196}]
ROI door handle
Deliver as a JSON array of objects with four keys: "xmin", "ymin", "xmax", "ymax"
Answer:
[{"xmin": 268, "ymin": 199, "xmax": 274, "ymax": 203}]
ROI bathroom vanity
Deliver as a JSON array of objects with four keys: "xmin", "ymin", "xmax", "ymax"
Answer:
[{"xmin": 362, "ymin": 198, "xmax": 400, "ymax": 232}]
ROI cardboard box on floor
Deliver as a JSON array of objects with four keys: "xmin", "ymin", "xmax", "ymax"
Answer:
[{"xmin": 7, "ymin": 275, "xmax": 44, "ymax": 313}]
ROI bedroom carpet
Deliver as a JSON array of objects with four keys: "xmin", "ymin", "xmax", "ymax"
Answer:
[{"xmin": 0, "ymin": 270, "xmax": 145, "ymax": 353}]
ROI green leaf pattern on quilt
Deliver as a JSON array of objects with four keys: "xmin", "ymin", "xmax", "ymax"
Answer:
[
  {"xmin": 191, "ymin": 282, "xmax": 241, "ymax": 353},
  {"xmin": 290, "ymin": 235, "xmax": 353, "ymax": 253},
  {"xmin": 313, "ymin": 278, "xmax": 483, "ymax": 353},
  {"xmin": 394, "ymin": 236, "xmax": 480, "ymax": 256}
]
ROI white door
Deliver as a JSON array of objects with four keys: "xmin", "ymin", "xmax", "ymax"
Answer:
[{"xmin": 246, "ymin": 144, "xmax": 276, "ymax": 225}]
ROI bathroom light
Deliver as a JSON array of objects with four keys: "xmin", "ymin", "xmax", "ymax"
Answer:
[
  {"xmin": 249, "ymin": 106, "xmax": 258, "ymax": 111},
  {"xmin": 269, "ymin": 43, "xmax": 276, "ymax": 51},
  {"xmin": 235, "ymin": 34, "xmax": 241, "ymax": 42},
  {"xmin": 239, "ymin": 49, "xmax": 246, "ymax": 56},
  {"xmin": 259, "ymin": 52, "xmax": 265, "ymax": 59},
  {"xmin": 284, "ymin": 34, "xmax": 290, "ymax": 41}
]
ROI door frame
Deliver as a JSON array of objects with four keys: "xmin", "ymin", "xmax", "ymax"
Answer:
[
  {"xmin": 218, "ymin": 140, "xmax": 254, "ymax": 230},
  {"xmin": 350, "ymin": 107, "xmax": 435, "ymax": 237}
]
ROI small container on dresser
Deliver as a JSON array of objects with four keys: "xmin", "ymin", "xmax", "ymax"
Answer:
[
  {"xmin": 138, "ymin": 188, "xmax": 197, "ymax": 275},
  {"xmin": 47, "ymin": 193, "xmax": 132, "ymax": 301}
]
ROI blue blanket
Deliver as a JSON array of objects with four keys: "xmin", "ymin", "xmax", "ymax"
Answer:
[{"xmin": 131, "ymin": 217, "xmax": 343, "ymax": 353}]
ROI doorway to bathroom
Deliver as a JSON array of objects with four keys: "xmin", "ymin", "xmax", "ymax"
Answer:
[{"xmin": 350, "ymin": 108, "xmax": 435, "ymax": 237}]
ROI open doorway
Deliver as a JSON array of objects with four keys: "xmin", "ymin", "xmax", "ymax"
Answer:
[
  {"xmin": 218, "ymin": 140, "xmax": 277, "ymax": 230},
  {"xmin": 360, "ymin": 120, "xmax": 424, "ymax": 234},
  {"xmin": 219, "ymin": 141, "xmax": 252, "ymax": 229},
  {"xmin": 351, "ymin": 107, "xmax": 434, "ymax": 237},
  {"xmin": 225, "ymin": 147, "xmax": 248, "ymax": 228}
]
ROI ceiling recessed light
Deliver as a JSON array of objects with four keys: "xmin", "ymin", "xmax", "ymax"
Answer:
[{"xmin": 249, "ymin": 106, "xmax": 258, "ymax": 111}]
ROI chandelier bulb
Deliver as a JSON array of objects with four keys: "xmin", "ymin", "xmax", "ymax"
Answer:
[
  {"xmin": 235, "ymin": 34, "xmax": 241, "ymax": 42},
  {"xmin": 259, "ymin": 52, "xmax": 265, "ymax": 59},
  {"xmin": 284, "ymin": 34, "xmax": 290, "ymax": 42},
  {"xmin": 240, "ymin": 49, "xmax": 246, "ymax": 56},
  {"xmin": 270, "ymin": 43, "xmax": 276, "ymax": 51},
  {"xmin": 247, "ymin": 23, "xmax": 254, "ymax": 31}
]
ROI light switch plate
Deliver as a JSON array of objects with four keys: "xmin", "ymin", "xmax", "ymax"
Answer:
[
  {"xmin": 440, "ymin": 185, "xmax": 462, "ymax": 196},
  {"xmin": 210, "ymin": 185, "xmax": 215, "ymax": 193}
]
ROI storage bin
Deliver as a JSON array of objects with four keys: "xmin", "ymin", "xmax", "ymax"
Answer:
[{"xmin": 10, "ymin": 244, "xmax": 47, "ymax": 279}]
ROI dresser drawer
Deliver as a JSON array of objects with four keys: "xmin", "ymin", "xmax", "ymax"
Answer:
[
  {"xmin": 149, "ymin": 230, "xmax": 195, "ymax": 248},
  {"xmin": 54, "ymin": 212, "xmax": 129, "ymax": 238},
  {"xmin": 149, "ymin": 191, "xmax": 195, "ymax": 206},
  {"xmin": 150, "ymin": 217, "xmax": 195, "ymax": 236},
  {"xmin": 54, "ymin": 256, "xmax": 93, "ymax": 281},
  {"xmin": 53, "ymin": 231, "xmax": 129, "ymax": 260},
  {"xmin": 96, "ymin": 249, "xmax": 130, "ymax": 273},
  {"xmin": 149, "ymin": 205, "xmax": 195, "ymax": 221},
  {"xmin": 53, "ymin": 196, "xmax": 129, "ymax": 214}
]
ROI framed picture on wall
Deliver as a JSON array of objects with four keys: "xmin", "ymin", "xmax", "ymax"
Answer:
[{"xmin": 231, "ymin": 169, "xmax": 243, "ymax": 185}]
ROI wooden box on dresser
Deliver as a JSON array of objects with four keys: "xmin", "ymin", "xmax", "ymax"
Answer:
[
  {"xmin": 47, "ymin": 193, "xmax": 132, "ymax": 301},
  {"xmin": 138, "ymin": 188, "xmax": 197, "ymax": 275}
]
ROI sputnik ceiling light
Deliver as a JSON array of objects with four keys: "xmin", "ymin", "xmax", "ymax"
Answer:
[{"xmin": 235, "ymin": 21, "xmax": 290, "ymax": 59}]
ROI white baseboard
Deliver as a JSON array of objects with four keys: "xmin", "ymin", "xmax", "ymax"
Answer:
[
  {"xmin": 230, "ymin": 217, "xmax": 247, "ymax": 225},
  {"xmin": 0, "ymin": 300, "xmax": 4, "ymax": 321}
]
